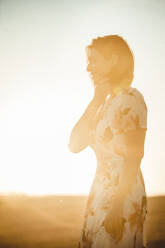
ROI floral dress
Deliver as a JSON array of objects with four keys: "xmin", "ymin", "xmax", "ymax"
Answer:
[{"xmin": 78, "ymin": 87, "xmax": 147, "ymax": 248}]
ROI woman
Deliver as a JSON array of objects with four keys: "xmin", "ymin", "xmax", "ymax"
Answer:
[{"xmin": 69, "ymin": 35, "xmax": 147, "ymax": 248}]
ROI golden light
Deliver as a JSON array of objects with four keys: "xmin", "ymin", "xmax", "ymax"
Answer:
[{"xmin": 0, "ymin": 0, "xmax": 164, "ymax": 196}]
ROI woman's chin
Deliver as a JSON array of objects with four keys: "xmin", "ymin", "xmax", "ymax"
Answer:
[{"xmin": 90, "ymin": 74, "xmax": 101, "ymax": 84}]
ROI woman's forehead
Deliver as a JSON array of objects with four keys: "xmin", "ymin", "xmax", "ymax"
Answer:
[
  {"xmin": 86, "ymin": 46, "xmax": 92, "ymax": 57},
  {"xmin": 86, "ymin": 47, "xmax": 102, "ymax": 59}
]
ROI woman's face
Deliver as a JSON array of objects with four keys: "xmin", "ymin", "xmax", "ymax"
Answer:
[{"xmin": 86, "ymin": 47, "xmax": 117, "ymax": 84}]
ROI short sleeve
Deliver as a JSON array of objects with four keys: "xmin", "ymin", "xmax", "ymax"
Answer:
[{"xmin": 105, "ymin": 88, "xmax": 147, "ymax": 135}]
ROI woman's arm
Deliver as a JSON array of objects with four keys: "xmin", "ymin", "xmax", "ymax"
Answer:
[
  {"xmin": 113, "ymin": 127, "xmax": 147, "ymax": 202},
  {"xmin": 68, "ymin": 83, "xmax": 112, "ymax": 153},
  {"xmin": 101, "ymin": 128, "xmax": 147, "ymax": 242},
  {"xmin": 69, "ymin": 84, "xmax": 108, "ymax": 153},
  {"xmin": 68, "ymin": 97, "xmax": 102, "ymax": 153}
]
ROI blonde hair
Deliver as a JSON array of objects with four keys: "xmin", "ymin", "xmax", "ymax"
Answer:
[{"xmin": 87, "ymin": 35, "xmax": 134, "ymax": 87}]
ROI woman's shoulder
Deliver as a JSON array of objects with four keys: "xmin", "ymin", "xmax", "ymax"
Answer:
[
  {"xmin": 104, "ymin": 87, "xmax": 147, "ymax": 132},
  {"xmin": 112, "ymin": 87, "xmax": 146, "ymax": 106},
  {"xmin": 127, "ymin": 87, "xmax": 145, "ymax": 100},
  {"xmin": 105, "ymin": 86, "xmax": 147, "ymax": 114},
  {"xmin": 127, "ymin": 87, "xmax": 147, "ymax": 110}
]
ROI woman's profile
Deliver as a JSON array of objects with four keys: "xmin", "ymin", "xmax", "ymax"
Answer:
[{"xmin": 69, "ymin": 35, "xmax": 147, "ymax": 248}]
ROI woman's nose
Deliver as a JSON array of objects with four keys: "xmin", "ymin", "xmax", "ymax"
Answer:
[{"xmin": 87, "ymin": 64, "xmax": 91, "ymax": 72}]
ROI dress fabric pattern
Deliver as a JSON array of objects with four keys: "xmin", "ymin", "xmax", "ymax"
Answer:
[{"xmin": 78, "ymin": 87, "xmax": 147, "ymax": 248}]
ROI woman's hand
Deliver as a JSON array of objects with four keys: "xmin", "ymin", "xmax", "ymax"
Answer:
[
  {"xmin": 69, "ymin": 80, "xmax": 111, "ymax": 152},
  {"xmin": 94, "ymin": 80, "xmax": 111, "ymax": 104},
  {"xmin": 102, "ymin": 200, "xmax": 126, "ymax": 243},
  {"xmin": 69, "ymin": 95, "xmax": 103, "ymax": 152}
]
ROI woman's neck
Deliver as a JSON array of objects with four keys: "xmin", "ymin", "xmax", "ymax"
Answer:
[
  {"xmin": 93, "ymin": 77, "xmax": 131, "ymax": 103},
  {"xmin": 113, "ymin": 86, "xmax": 128, "ymax": 95}
]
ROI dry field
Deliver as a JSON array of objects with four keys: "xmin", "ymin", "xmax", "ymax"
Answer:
[{"xmin": 0, "ymin": 195, "xmax": 164, "ymax": 248}]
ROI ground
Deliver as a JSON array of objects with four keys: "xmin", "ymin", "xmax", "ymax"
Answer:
[{"xmin": 0, "ymin": 195, "xmax": 164, "ymax": 248}]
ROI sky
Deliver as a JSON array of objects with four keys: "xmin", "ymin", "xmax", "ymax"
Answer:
[{"xmin": 0, "ymin": 0, "xmax": 165, "ymax": 195}]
